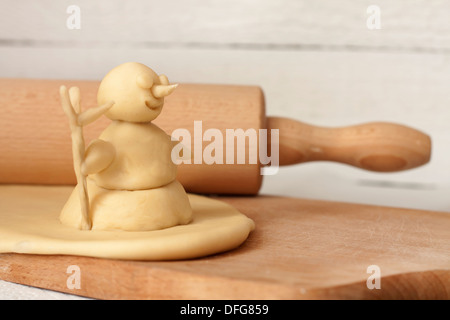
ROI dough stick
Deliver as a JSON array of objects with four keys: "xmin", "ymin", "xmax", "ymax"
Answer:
[
  {"xmin": 60, "ymin": 86, "xmax": 90, "ymax": 230},
  {"xmin": 60, "ymin": 86, "xmax": 114, "ymax": 230}
]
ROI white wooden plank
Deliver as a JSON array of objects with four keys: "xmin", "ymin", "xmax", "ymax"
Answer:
[{"xmin": 1, "ymin": 0, "xmax": 450, "ymax": 50}]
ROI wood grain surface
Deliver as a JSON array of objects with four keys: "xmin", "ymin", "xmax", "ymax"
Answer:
[
  {"xmin": 0, "ymin": 185, "xmax": 448, "ymax": 300},
  {"xmin": 0, "ymin": 79, "xmax": 265, "ymax": 194}
]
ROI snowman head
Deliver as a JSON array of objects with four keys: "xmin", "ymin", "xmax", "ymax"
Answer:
[{"xmin": 97, "ymin": 62, "xmax": 177, "ymax": 122}]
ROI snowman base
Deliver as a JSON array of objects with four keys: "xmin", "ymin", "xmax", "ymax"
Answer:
[{"xmin": 60, "ymin": 178, "xmax": 193, "ymax": 231}]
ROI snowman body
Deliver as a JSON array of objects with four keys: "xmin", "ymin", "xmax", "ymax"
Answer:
[{"xmin": 92, "ymin": 121, "xmax": 178, "ymax": 190}]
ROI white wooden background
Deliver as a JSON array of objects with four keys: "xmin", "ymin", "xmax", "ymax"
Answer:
[{"xmin": 1, "ymin": 0, "xmax": 450, "ymax": 211}]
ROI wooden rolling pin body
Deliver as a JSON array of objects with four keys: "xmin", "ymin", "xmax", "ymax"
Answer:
[{"xmin": 0, "ymin": 79, "xmax": 431, "ymax": 194}]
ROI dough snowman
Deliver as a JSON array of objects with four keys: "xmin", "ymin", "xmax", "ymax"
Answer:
[
  {"xmin": 60, "ymin": 62, "xmax": 192, "ymax": 231},
  {"xmin": 0, "ymin": 62, "xmax": 254, "ymax": 261}
]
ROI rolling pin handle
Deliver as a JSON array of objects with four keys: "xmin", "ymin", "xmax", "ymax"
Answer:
[{"xmin": 267, "ymin": 117, "xmax": 431, "ymax": 172}]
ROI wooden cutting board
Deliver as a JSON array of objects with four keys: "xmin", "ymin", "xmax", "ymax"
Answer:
[{"xmin": 0, "ymin": 185, "xmax": 448, "ymax": 300}]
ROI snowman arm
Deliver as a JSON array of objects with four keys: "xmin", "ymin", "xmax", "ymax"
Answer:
[
  {"xmin": 78, "ymin": 101, "xmax": 115, "ymax": 126},
  {"xmin": 81, "ymin": 139, "xmax": 116, "ymax": 175}
]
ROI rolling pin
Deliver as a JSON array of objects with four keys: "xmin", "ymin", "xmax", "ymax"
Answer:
[{"xmin": 0, "ymin": 79, "xmax": 431, "ymax": 194}]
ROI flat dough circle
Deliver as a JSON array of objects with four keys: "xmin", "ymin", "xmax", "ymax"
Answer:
[{"xmin": 0, "ymin": 189, "xmax": 255, "ymax": 260}]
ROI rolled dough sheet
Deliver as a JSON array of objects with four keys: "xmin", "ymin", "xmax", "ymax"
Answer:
[{"xmin": 0, "ymin": 186, "xmax": 255, "ymax": 260}]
